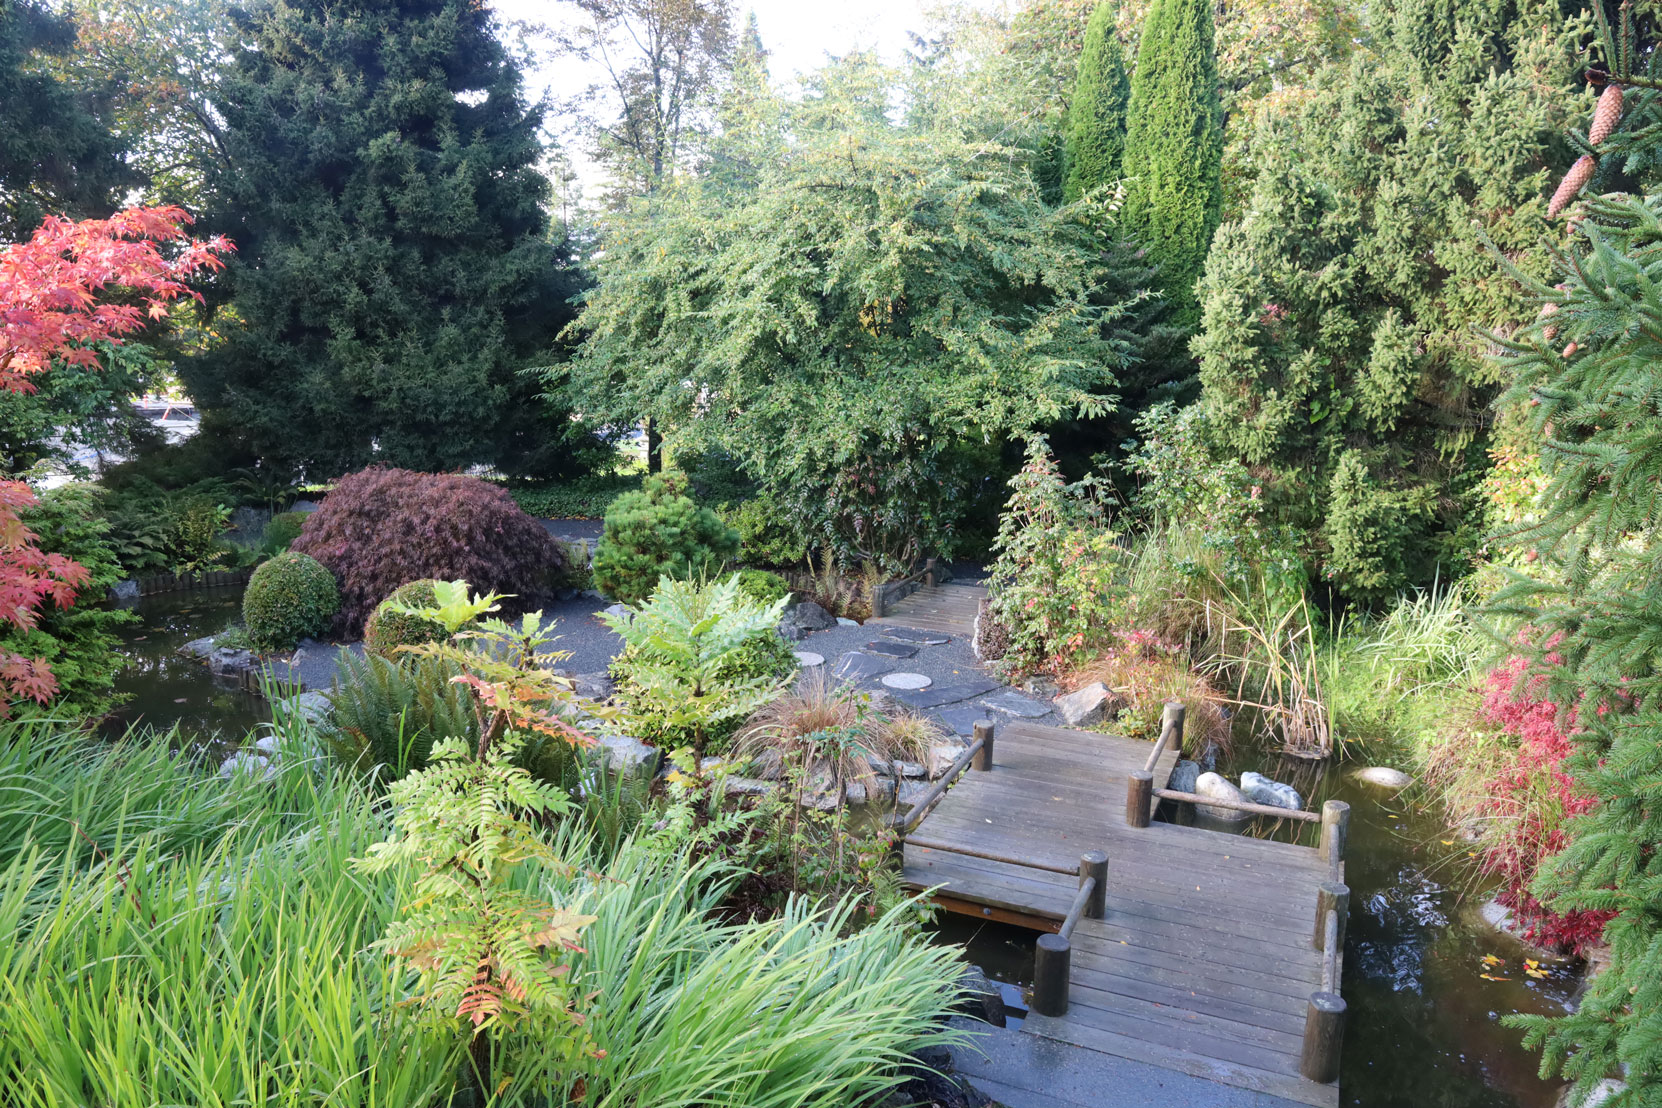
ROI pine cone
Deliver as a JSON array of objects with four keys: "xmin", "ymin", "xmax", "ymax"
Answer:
[
  {"xmin": 1589, "ymin": 84, "xmax": 1624, "ymax": 145},
  {"xmin": 1549, "ymin": 155, "xmax": 1597, "ymax": 218},
  {"xmin": 1563, "ymin": 341, "xmax": 1578, "ymax": 359},
  {"xmin": 1540, "ymin": 302, "xmax": 1559, "ymax": 342}
]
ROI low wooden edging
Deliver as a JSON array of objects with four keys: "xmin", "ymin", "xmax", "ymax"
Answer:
[{"xmin": 127, "ymin": 567, "xmax": 255, "ymax": 596}]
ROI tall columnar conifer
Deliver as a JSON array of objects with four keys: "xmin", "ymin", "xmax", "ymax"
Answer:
[
  {"xmin": 1118, "ymin": 0, "xmax": 1222, "ymax": 326},
  {"xmin": 1191, "ymin": 0, "xmax": 1579, "ymax": 599},
  {"xmin": 1062, "ymin": 2, "xmax": 1130, "ymax": 203},
  {"xmin": 185, "ymin": 0, "xmax": 582, "ymax": 477}
]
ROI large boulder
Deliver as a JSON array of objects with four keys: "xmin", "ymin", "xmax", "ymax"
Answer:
[
  {"xmin": 1194, "ymin": 772, "xmax": 1251, "ymax": 821},
  {"xmin": 597, "ymin": 733, "xmax": 659, "ymax": 774},
  {"xmin": 1240, "ymin": 771, "xmax": 1302, "ymax": 811},
  {"xmin": 928, "ymin": 740, "xmax": 969, "ymax": 779},
  {"xmin": 1353, "ymin": 766, "xmax": 1413, "ymax": 791},
  {"xmin": 1052, "ymin": 681, "xmax": 1122, "ymax": 728},
  {"xmin": 1168, "ymin": 759, "xmax": 1200, "ymax": 794},
  {"xmin": 777, "ymin": 600, "xmax": 837, "ymax": 642}
]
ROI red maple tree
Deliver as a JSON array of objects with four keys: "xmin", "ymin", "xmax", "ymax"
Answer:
[{"xmin": 0, "ymin": 206, "xmax": 231, "ymax": 712}]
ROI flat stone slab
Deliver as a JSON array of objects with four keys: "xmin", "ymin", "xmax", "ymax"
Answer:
[
  {"xmin": 889, "ymin": 677, "xmax": 1001, "ymax": 709},
  {"xmin": 880, "ymin": 626, "xmax": 951, "ymax": 645},
  {"xmin": 862, "ymin": 640, "xmax": 918, "ymax": 659},
  {"xmin": 881, "ymin": 671, "xmax": 933, "ymax": 690},
  {"xmin": 833, "ymin": 652, "xmax": 892, "ymax": 683},
  {"xmin": 793, "ymin": 651, "xmax": 825, "ymax": 667},
  {"xmin": 980, "ymin": 690, "xmax": 1050, "ymax": 719},
  {"xmin": 934, "ymin": 705, "xmax": 996, "ymax": 738}
]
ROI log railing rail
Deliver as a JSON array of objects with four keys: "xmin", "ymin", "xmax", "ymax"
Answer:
[
  {"xmin": 889, "ymin": 720, "xmax": 994, "ymax": 834},
  {"xmin": 1030, "ymin": 851, "xmax": 1109, "ymax": 1017}
]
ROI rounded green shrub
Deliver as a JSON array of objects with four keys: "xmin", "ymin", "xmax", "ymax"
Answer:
[
  {"xmin": 243, "ymin": 552, "xmax": 340, "ymax": 651},
  {"xmin": 735, "ymin": 568, "xmax": 791, "ymax": 606},
  {"xmin": 726, "ymin": 496, "xmax": 808, "ymax": 568},
  {"xmin": 592, "ymin": 474, "xmax": 738, "ymax": 605},
  {"xmin": 363, "ymin": 579, "xmax": 454, "ymax": 659}
]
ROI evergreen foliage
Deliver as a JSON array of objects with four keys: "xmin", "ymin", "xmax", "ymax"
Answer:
[
  {"xmin": 1119, "ymin": 0, "xmax": 1223, "ymax": 326},
  {"xmin": 363, "ymin": 579, "xmax": 451, "ymax": 660},
  {"xmin": 1192, "ymin": 0, "xmax": 1580, "ymax": 599},
  {"xmin": 0, "ymin": 0, "xmax": 131, "ymax": 240},
  {"xmin": 1062, "ymin": 2, "xmax": 1130, "ymax": 203},
  {"xmin": 1492, "ymin": 192, "xmax": 1662, "ymax": 1108},
  {"xmin": 183, "ymin": 0, "xmax": 583, "ymax": 477},
  {"xmin": 591, "ymin": 473, "xmax": 738, "ymax": 605},
  {"xmin": 289, "ymin": 468, "xmax": 566, "ymax": 635},
  {"xmin": 241, "ymin": 551, "xmax": 339, "ymax": 652}
]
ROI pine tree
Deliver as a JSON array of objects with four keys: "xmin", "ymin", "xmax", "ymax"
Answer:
[
  {"xmin": 1191, "ymin": 0, "xmax": 1580, "ymax": 600},
  {"xmin": 1062, "ymin": 2, "xmax": 1130, "ymax": 203},
  {"xmin": 1118, "ymin": 0, "xmax": 1222, "ymax": 326},
  {"xmin": 183, "ymin": 0, "xmax": 580, "ymax": 477},
  {"xmin": 1492, "ymin": 190, "xmax": 1662, "ymax": 1108},
  {"xmin": 0, "ymin": 0, "xmax": 131, "ymax": 240}
]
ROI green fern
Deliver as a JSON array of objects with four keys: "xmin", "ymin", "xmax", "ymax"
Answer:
[{"xmin": 325, "ymin": 652, "xmax": 477, "ymax": 784}]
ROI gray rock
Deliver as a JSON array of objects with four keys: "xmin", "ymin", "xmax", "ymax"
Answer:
[
  {"xmin": 573, "ymin": 672, "xmax": 616, "ymax": 701},
  {"xmin": 282, "ymin": 690, "xmax": 332, "ymax": 727},
  {"xmin": 894, "ymin": 778, "xmax": 933, "ymax": 813},
  {"xmin": 721, "ymin": 776, "xmax": 778, "ymax": 798},
  {"xmin": 835, "ymin": 617, "xmax": 858, "ymax": 627},
  {"xmin": 1168, "ymin": 759, "xmax": 1200, "ymax": 794},
  {"xmin": 218, "ymin": 751, "xmax": 272, "ymax": 780},
  {"xmin": 934, "ymin": 706, "xmax": 996, "ymax": 738},
  {"xmin": 957, "ymin": 965, "xmax": 1007, "ymax": 1028},
  {"xmin": 254, "ymin": 734, "xmax": 281, "ymax": 756},
  {"xmin": 1353, "ymin": 766, "xmax": 1413, "ymax": 791},
  {"xmin": 881, "ymin": 626, "xmax": 951, "ymax": 645},
  {"xmin": 602, "ymin": 603, "xmax": 631, "ymax": 622},
  {"xmin": 776, "ymin": 620, "xmax": 810, "ymax": 642},
  {"xmin": 803, "ymin": 761, "xmax": 840, "ymax": 810},
  {"xmin": 845, "ymin": 780, "xmax": 869, "ymax": 806},
  {"xmin": 1052, "ymin": 682, "xmax": 1120, "ymax": 728},
  {"xmin": 790, "ymin": 600, "xmax": 838, "ymax": 632},
  {"xmin": 108, "ymin": 579, "xmax": 140, "ymax": 606},
  {"xmin": 833, "ymin": 652, "xmax": 892, "ymax": 683},
  {"xmin": 750, "ymin": 748, "xmax": 784, "ymax": 781},
  {"xmin": 1240, "ymin": 771, "xmax": 1302, "ymax": 811},
  {"xmin": 897, "ymin": 760, "xmax": 926, "ymax": 779},
  {"xmin": 869, "ymin": 774, "xmax": 897, "ymax": 803},
  {"xmin": 888, "ymin": 678, "xmax": 1000, "ymax": 710},
  {"xmin": 597, "ymin": 733, "xmax": 659, "ymax": 773},
  {"xmin": 1194, "ymin": 772, "xmax": 1251, "ymax": 821},
  {"xmin": 1022, "ymin": 676, "xmax": 1060, "ymax": 699},
  {"xmin": 928, "ymin": 740, "xmax": 969, "ymax": 779},
  {"xmin": 182, "ymin": 635, "xmax": 216, "ymax": 659},
  {"xmin": 863, "ymin": 640, "xmax": 918, "ymax": 659},
  {"xmin": 980, "ymin": 689, "xmax": 1049, "ymax": 719}
]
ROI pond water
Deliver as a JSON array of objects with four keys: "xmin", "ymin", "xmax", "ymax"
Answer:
[
  {"xmin": 102, "ymin": 587, "xmax": 268, "ymax": 743},
  {"xmin": 935, "ymin": 762, "xmax": 1579, "ymax": 1108}
]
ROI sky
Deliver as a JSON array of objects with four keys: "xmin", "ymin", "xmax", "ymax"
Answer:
[{"xmin": 490, "ymin": 1, "xmax": 990, "ymax": 187}]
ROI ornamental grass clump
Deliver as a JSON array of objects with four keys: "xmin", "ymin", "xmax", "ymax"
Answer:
[{"xmin": 291, "ymin": 467, "xmax": 566, "ymax": 634}]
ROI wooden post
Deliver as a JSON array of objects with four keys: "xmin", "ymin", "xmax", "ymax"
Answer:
[
  {"xmin": 1032, "ymin": 933, "xmax": 1072, "ymax": 1017},
  {"xmin": 972, "ymin": 720, "xmax": 995, "ymax": 771},
  {"xmin": 1125, "ymin": 770, "xmax": 1154, "ymax": 828},
  {"xmin": 871, "ymin": 584, "xmax": 886, "ymax": 619},
  {"xmin": 1299, "ymin": 991, "xmax": 1346, "ymax": 1083},
  {"xmin": 1320, "ymin": 800, "xmax": 1351, "ymax": 869},
  {"xmin": 924, "ymin": 557, "xmax": 938, "ymax": 587},
  {"xmin": 1313, "ymin": 882, "xmax": 1350, "ymax": 952},
  {"xmin": 1079, "ymin": 851, "xmax": 1108, "ymax": 919},
  {"xmin": 1162, "ymin": 700, "xmax": 1187, "ymax": 760}
]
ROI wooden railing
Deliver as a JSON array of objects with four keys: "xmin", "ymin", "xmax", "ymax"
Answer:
[
  {"xmin": 890, "ymin": 719, "xmax": 994, "ymax": 834},
  {"xmin": 1301, "ymin": 880, "xmax": 1350, "ymax": 1083},
  {"xmin": 1030, "ymin": 851, "xmax": 1109, "ymax": 1017}
]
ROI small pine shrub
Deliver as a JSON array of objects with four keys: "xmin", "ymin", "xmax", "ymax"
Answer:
[
  {"xmin": 290, "ymin": 467, "xmax": 566, "ymax": 634},
  {"xmin": 261, "ymin": 510, "xmax": 308, "ymax": 553},
  {"xmin": 363, "ymin": 580, "xmax": 453, "ymax": 659},
  {"xmin": 242, "ymin": 552, "xmax": 339, "ymax": 651},
  {"xmin": 591, "ymin": 474, "xmax": 738, "ymax": 605},
  {"xmin": 735, "ymin": 568, "xmax": 791, "ymax": 606}
]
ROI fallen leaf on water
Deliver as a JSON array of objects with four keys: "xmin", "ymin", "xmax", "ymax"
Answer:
[
  {"xmin": 1482, "ymin": 954, "xmax": 1504, "ymax": 967},
  {"xmin": 1480, "ymin": 973, "xmax": 1511, "ymax": 981},
  {"xmin": 1526, "ymin": 968, "xmax": 1549, "ymax": 979},
  {"xmin": 173, "ymin": 698, "xmax": 187, "ymax": 703}
]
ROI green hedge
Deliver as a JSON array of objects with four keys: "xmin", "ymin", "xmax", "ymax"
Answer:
[
  {"xmin": 362, "ymin": 579, "xmax": 453, "ymax": 658},
  {"xmin": 504, "ymin": 473, "xmax": 643, "ymax": 519}
]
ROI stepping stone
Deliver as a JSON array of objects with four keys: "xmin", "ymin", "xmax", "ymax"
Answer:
[
  {"xmin": 793, "ymin": 651, "xmax": 825, "ymax": 668},
  {"xmin": 881, "ymin": 626, "xmax": 951, "ymax": 645},
  {"xmin": 836, "ymin": 617, "xmax": 858, "ymax": 627},
  {"xmin": 881, "ymin": 672, "xmax": 933, "ymax": 690},
  {"xmin": 833, "ymin": 652, "xmax": 892, "ymax": 683},
  {"xmin": 934, "ymin": 705, "xmax": 996, "ymax": 738},
  {"xmin": 980, "ymin": 689, "xmax": 1050, "ymax": 719},
  {"xmin": 863, "ymin": 641, "xmax": 918, "ymax": 659},
  {"xmin": 889, "ymin": 678, "xmax": 1000, "ymax": 710}
]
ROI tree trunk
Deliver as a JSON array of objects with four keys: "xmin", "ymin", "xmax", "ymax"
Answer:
[{"xmin": 645, "ymin": 418, "xmax": 663, "ymax": 473}]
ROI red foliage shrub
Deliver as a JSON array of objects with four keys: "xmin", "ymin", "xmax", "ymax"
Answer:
[
  {"xmin": 291, "ymin": 468, "xmax": 567, "ymax": 635},
  {"xmin": 1475, "ymin": 653, "xmax": 1613, "ymax": 953}
]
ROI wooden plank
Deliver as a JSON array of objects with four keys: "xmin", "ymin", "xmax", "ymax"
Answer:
[
  {"xmin": 1062, "ymin": 981, "xmax": 1304, "ymax": 1062},
  {"xmin": 1024, "ymin": 1015, "xmax": 1338, "ymax": 1108},
  {"xmin": 1066, "ymin": 962, "xmax": 1309, "ymax": 1035}
]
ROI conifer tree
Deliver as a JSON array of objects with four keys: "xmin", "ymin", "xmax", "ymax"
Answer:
[
  {"xmin": 1062, "ymin": 2, "xmax": 1130, "ymax": 203},
  {"xmin": 1191, "ymin": 0, "xmax": 1579, "ymax": 599},
  {"xmin": 184, "ymin": 0, "xmax": 580, "ymax": 477},
  {"xmin": 1118, "ymin": 0, "xmax": 1222, "ymax": 325}
]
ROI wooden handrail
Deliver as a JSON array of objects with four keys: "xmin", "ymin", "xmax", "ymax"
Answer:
[
  {"xmin": 1059, "ymin": 877, "xmax": 1096, "ymax": 940},
  {"xmin": 1151, "ymin": 787, "xmax": 1322, "ymax": 823},
  {"xmin": 1142, "ymin": 700, "xmax": 1187, "ymax": 773},
  {"xmin": 889, "ymin": 725, "xmax": 990, "ymax": 834},
  {"xmin": 901, "ymin": 835, "xmax": 1079, "ymax": 876}
]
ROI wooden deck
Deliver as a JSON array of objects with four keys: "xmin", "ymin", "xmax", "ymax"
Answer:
[
  {"xmin": 868, "ymin": 582, "xmax": 985, "ymax": 636},
  {"xmin": 902, "ymin": 720, "xmax": 1341, "ymax": 1108}
]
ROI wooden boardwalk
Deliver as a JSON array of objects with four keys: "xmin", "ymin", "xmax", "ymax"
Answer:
[
  {"xmin": 868, "ymin": 582, "xmax": 985, "ymax": 636},
  {"xmin": 902, "ymin": 720, "xmax": 1342, "ymax": 1108}
]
